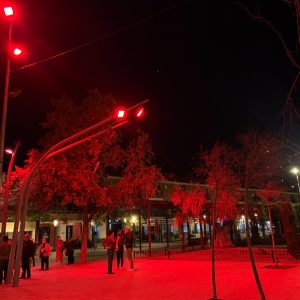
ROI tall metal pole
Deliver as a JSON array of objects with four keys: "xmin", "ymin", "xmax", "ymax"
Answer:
[
  {"xmin": 1, "ymin": 141, "xmax": 20, "ymax": 239},
  {"xmin": 0, "ymin": 19, "xmax": 12, "ymax": 186}
]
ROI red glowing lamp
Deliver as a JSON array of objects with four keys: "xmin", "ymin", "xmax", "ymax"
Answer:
[
  {"xmin": 4, "ymin": 6, "xmax": 13, "ymax": 16},
  {"xmin": 13, "ymin": 48, "xmax": 22, "ymax": 56},
  {"xmin": 116, "ymin": 108, "xmax": 127, "ymax": 119},
  {"xmin": 136, "ymin": 107, "xmax": 144, "ymax": 118},
  {"xmin": 5, "ymin": 149, "xmax": 13, "ymax": 155}
]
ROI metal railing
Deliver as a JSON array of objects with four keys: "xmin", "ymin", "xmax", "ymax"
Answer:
[{"xmin": 134, "ymin": 246, "xmax": 300, "ymax": 263}]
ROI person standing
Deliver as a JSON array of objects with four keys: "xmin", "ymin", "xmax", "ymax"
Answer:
[
  {"xmin": 55, "ymin": 236, "xmax": 64, "ymax": 263},
  {"xmin": 103, "ymin": 229, "xmax": 115, "ymax": 274},
  {"xmin": 38, "ymin": 237, "xmax": 51, "ymax": 270},
  {"xmin": 21, "ymin": 234, "xmax": 35, "ymax": 278},
  {"xmin": 115, "ymin": 230, "xmax": 124, "ymax": 270},
  {"xmin": 0, "ymin": 235, "xmax": 11, "ymax": 284},
  {"xmin": 124, "ymin": 228, "xmax": 134, "ymax": 271},
  {"xmin": 65, "ymin": 238, "xmax": 75, "ymax": 264}
]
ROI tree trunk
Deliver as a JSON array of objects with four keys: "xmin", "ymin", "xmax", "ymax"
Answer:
[
  {"xmin": 211, "ymin": 188, "xmax": 218, "ymax": 300},
  {"xmin": 244, "ymin": 185, "xmax": 266, "ymax": 300},
  {"xmin": 214, "ymin": 223, "xmax": 233, "ymax": 248},
  {"xmin": 181, "ymin": 222, "xmax": 185, "ymax": 251},
  {"xmin": 267, "ymin": 203, "xmax": 278, "ymax": 265},
  {"xmin": 79, "ymin": 206, "xmax": 89, "ymax": 263},
  {"xmin": 199, "ymin": 218, "xmax": 204, "ymax": 248},
  {"xmin": 187, "ymin": 220, "xmax": 191, "ymax": 246},
  {"xmin": 35, "ymin": 219, "xmax": 40, "ymax": 243}
]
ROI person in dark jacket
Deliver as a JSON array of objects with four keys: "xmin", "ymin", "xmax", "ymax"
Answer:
[
  {"xmin": 103, "ymin": 229, "xmax": 115, "ymax": 274},
  {"xmin": 21, "ymin": 234, "xmax": 34, "ymax": 279},
  {"xmin": 65, "ymin": 238, "xmax": 75, "ymax": 265},
  {"xmin": 124, "ymin": 228, "xmax": 134, "ymax": 271},
  {"xmin": 115, "ymin": 230, "xmax": 124, "ymax": 269},
  {"xmin": 0, "ymin": 235, "xmax": 11, "ymax": 284}
]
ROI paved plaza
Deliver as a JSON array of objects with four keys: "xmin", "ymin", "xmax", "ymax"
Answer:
[{"xmin": 0, "ymin": 249, "xmax": 299, "ymax": 300}]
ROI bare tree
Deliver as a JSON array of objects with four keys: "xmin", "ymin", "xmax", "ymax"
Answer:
[
  {"xmin": 256, "ymin": 181, "xmax": 286, "ymax": 266},
  {"xmin": 236, "ymin": 129, "xmax": 282, "ymax": 300},
  {"xmin": 195, "ymin": 142, "xmax": 239, "ymax": 300},
  {"xmin": 238, "ymin": 0, "xmax": 300, "ymax": 128}
]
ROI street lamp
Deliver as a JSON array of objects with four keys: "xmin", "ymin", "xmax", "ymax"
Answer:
[
  {"xmin": 0, "ymin": 6, "xmax": 22, "ymax": 186},
  {"xmin": 290, "ymin": 167, "xmax": 300, "ymax": 199},
  {"xmin": 0, "ymin": 6, "xmax": 14, "ymax": 186},
  {"xmin": 7, "ymin": 99, "xmax": 148, "ymax": 287},
  {"xmin": 0, "ymin": 141, "xmax": 20, "ymax": 239}
]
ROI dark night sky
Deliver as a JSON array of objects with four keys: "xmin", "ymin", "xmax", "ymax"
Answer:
[{"xmin": 0, "ymin": 0, "xmax": 297, "ymax": 179}]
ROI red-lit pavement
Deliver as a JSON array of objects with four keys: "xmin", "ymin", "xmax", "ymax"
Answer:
[{"xmin": 0, "ymin": 254, "xmax": 299, "ymax": 299}]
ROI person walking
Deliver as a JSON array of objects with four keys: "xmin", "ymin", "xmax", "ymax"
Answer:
[
  {"xmin": 21, "ymin": 234, "xmax": 35, "ymax": 279},
  {"xmin": 55, "ymin": 236, "xmax": 64, "ymax": 263},
  {"xmin": 124, "ymin": 228, "xmax": 134, "ymax": 271},
  {"xmin": 65, "ymin": 238, "xmax": 75, "ymax": 264},
  {"xmin": 38, "ymin": 237, "xmax": 51, "ymax": 270},
  {"xmin": 115, "ymin": 229, "xmax": 124, "ymax": 270},
  {"xmin": 103, "ymin": 229, "xmax": 115, "ymax": 274},
  {"xmin": 0, "ymin": 235, "xmax": 11, "ymax": 284}
]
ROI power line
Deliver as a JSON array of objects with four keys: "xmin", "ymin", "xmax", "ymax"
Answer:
[{"xmin": 13, "ymin": 0, "xmax": 189, "ymax": 72}]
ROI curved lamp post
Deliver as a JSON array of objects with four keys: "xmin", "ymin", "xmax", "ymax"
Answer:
[{"xmin": 7, "ymin": 99, "xmax": 148, "ymax": 286}]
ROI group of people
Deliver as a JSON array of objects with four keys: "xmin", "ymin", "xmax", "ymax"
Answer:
[
  {"xmin": 1, "ymin": 228, "xmax": 135, "ymax": 282},
  {"xmin": 103, "ymin": 227, "xmax": 134, "ymax": 274}
]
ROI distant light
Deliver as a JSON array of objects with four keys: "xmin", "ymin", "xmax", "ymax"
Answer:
[
  {"xmin": 136, "ymin": 107, "xmax": 144, "ymax": 118},
  {"xmin": 4, "ymin": 7, "xmax": 13, "ymax": 16},
  {"xmin": 117, "ymin": 109, "xmax": 126, "ymax": 118},
  {"xmin": 203, "ymin": 214, "xmax": 206, "ymax": 219},
  {"xmin": 53, "ymin": 219, "xmax": 58, "ymax": 227},
  {"xmin": 13, "ymin": 48, "xmax": 22, "ymax": 56},
  {"xmin": 5, "ymin": 149, "xmax": 13, "ymax": 155},
  {"xmin": 291, "ymin": 167, "xmax": 300, "ymax": 175}
]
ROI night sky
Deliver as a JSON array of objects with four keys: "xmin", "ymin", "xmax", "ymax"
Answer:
[{"xmin": 0, "ymin": 1, "xmax": 298, "ymax": 179}]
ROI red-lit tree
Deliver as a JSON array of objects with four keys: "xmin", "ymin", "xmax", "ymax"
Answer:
[
  {"xmin": 13, "ymin": 91, "xmax": 159, "ymax": 263},
  {"xmin": 256, "ymin": 181, "xmax": 286, "ymax": 265},
  {"xmin": 194, "ymin": 142, "xmax": 239, "ymax": 300},
  {"xmin": 114, "ymin": 130, "xmax": 163, "ymax": 209},
  {"xmin": 23, "ymin": 91, "xmax": 124, "ymax": 263},
  {"xmin": 170, "ymin": 184, "xmax": 206, "ymax": 249},
  {"xmin": 236, "ymin": 130, "xmax": 282, "ymax": 300}
]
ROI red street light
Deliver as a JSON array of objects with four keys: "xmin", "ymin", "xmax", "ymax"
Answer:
[
  {"xmin": 5, "ymin": 148, "xmax": 13, "ymax": 154},
  {"xmin": 4, "ymin": 6, "xmax": 13, "ymax": 16},
  {"xmin": 117, "ymin": 109, "xmax": 126, "ymax": 118},
  {"xmin": 136, "ymin": 107, "xmax": 144, "ymax": 118},
  {"xmin": 13, "ymin": 48, "xmax": 22, "ymax": 56},
  {"xmin": 116, "ymin": 106, "xmax": 145, "ymax": 119}
]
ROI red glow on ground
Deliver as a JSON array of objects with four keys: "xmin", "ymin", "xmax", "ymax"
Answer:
[{"xmin": 0, "ymin": 252, "xmax": 299, "ymax": 300}]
